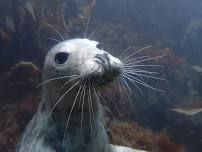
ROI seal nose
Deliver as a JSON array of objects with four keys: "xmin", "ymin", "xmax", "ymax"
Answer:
[
  {"xmin": 94, "ymin": 54, "xmax": 108, "ymax": 67},
  {"xmin": 94, "ymin": 52, "xmax": 124, "ymax": 82}
]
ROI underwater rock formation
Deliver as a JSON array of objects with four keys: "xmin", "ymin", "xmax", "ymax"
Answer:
[
  {"xmin": 0, "ymin": 0, "xmax": 96, "ymax": 70},
  {"xmin": 153, "ymin": 134, "xmax": 186, "ymax": 152},
  {"xmin": 0, "ymin": 61, "xmax": 40, "ymax": 101}
]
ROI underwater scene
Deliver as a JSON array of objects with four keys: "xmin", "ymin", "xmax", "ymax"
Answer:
[{"xmin": 0, "ymin": 0, "xmax": 202, "ymax": 152}]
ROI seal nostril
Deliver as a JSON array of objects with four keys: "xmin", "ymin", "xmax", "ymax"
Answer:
[
  {"xmin": 94, "ymin": 54, "xmax": 106, "ymax": 66},
  {"xmin": 96, "ymin": 43, "xmax": 104, "ymax": 50},
  {"xmin": 55, "ymin": 52, "xmax": 69, "ymax": 64}
]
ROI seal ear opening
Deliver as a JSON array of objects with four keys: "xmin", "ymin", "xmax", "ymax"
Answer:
[{"xmin": 55, "ymin": 52, "xmax": 69, "ymax": 64}]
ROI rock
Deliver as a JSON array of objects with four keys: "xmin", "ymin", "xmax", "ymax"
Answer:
[{"xmin": 0, "ymin": 61, "xmax": 40, "ymax": 102}]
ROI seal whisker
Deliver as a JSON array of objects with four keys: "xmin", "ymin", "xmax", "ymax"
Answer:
[
  {"xmin": 96, "ymin": 81, "xmax": 117, "ymax": 105},
  {"xmin": 90, "ymin": 83, "xmax": 94, "ymax": 120},
  {"xmin": 119, "ymin": 78, "xmax": 133, "ymax": 104},
  {"xmin": 117, "ymin": 79, "xmax": 122, "ymax": 96},
  {"xmin": 122, "ymin": 74, "xmax": 143, "ymax": 95},
  {"xmin": 43, "ymin": 22, "xmax": 65, "ymax": 41},
  {"xmin": 122, "ymin": 46, "xmax": 153, "ymax": 61},
  {"xmin": 122, "ymin": 56, "xmax": 151, "ymax": 63},
  {"xmin": 92, "ymin": 83, "xmax": 99, "ymax": 103},
  {"xmin": 88, "ymin": 28, "xmax": 101, "ymax": 40},
  {"xmin": 125, "ymin": 70, "xmax": 151, "ymax": 80},
  {"xmin": 119, "ymin": 47, "xmax": 133, "ymax": 59},
  {"xmin": 120, "ymin": 76, "xmax": 133, "ymax": 94},
  {"xmin": 60, "ymin": 76, "xmax": 81, "ymax": 89},
  {"xmin": 124, "ymin": 54, "xmax": 167, "ymax": 64},
  {"xmin": 63, "ymin": 84, "xmax": 83, "ymax": 143},
  {"xmin": 122, "ymin": 74, "xmax": 143, "ymax": 96},
  {"xmin": 88, "ymin": 83, "xmax": 93, "ymax": 136},
  {"xmin": 123, "ymin": 73, "xmax": 153, "ymax": 87},
  {"xmin": 125, "ymin": 69, "xmax": 159, "ymax": 75},
  {"xmin": 80, "ymin": 81, "xmax": 87, "ymax": 131},
  {"xmin": 37, "ymin": 75, "xmax": 79, "ymax": 88},
  {"xmin": 44, "ymin": 37, "xmax": 62, "ymax": 43},
  {"xmin": 64, "ymin": 66, "xmax": 81, "ymax": 71},
  {"xmin": 83, "ymin": 17, "xmax": 91, "ymax": 38},
  {"xmin": 123, "ymin": 73, "xmax": 165, "ymax": 93},
  {"xmin": 79, "ymin": 82, "xmax": 86, "ymax": 107},
  {"xmin": 125, "ymin": 71, "xmax": 167, "ymax": 81},
  {"xmin": 124, "ymin": 64, "xmax": 164, "ymax": 68},
  {"xmin": 48, "ymin": 80, "xmax": 81, "ymax": 118},
  {"xmin": 97, "ymin": 88, "xmax": 108, "ymax": 104},
  {"xmin": 94, "ymin": 82, "xmax": 107, "ymax": 104}
]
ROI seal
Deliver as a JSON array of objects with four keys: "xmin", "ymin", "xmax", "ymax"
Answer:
[{"xmin": 16, "ymin": 38, "xmax": 146, "ymax": 152}]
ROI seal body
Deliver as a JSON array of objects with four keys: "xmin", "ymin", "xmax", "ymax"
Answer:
[{"xmin": 16, "ymin": 38, "xmax": 146, "ymax": 152}]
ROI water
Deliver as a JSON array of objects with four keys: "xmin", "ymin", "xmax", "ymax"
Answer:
[{"xmin": 0, "ymin": 0, "xmax": 202, "ymax": 152}]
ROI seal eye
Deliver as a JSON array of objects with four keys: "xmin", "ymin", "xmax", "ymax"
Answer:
[
  {"xmin": 55, "ymin": 52, "xmax": 69, "ymax": 64},
  {"xmin": 97, "ymin": 43, "xmax": 103, "ymax": 50}
]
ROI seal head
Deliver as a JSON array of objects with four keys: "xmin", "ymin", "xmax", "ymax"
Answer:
[
  {"xmin": 44, "ymin": 38, "xmax": 123, "ymax": 83},
  {"xmin": 43, "ymin": 38, "xmax": 124, "ymax": 109}
]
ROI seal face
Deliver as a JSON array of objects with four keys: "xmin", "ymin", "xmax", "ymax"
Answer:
[
  {"xmin": 43, "ymin": 38, "xmax": 124, "ymax": 110},
  {"xmin": 16, "ymin": 38, "xmax": 125, "ymax": 152},
  {"xmin": 44, "ymin": 38, "xmax": 123, "ymax": 84}
]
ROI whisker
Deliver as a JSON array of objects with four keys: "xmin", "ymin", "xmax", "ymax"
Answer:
[
  {"xmin": 95, "ymin": 79, "xmax": 117, "ymax": 105},
  {"xmin": 88, "ymin": 28, "xmax": 101, "ymax": 40},
  {"xmin": 79, "ymin": 81, "xmax": 86, "ymax": 107},
  {"xmin": 125, "ymin": 69, "xmax": 159, "ymax": 75},
  {"xmin": 123, "ymin": 56, "xmax": 151, "ymax": 63},
  {"xmin": 88, "ymin": 83, "xmax": 93, "ymax": 136},
  {"xmin": 48, "ymin": 80, "xmax": 81, "ymax": 118},
  {"xmin": 84, "ymin": 17, "xmax": 91, "ymax": 38},
  {"xmin": 125, "ymin": 71, "xmax": 167, "ymax": 81},
  {"xmin": 119, "ymin": 78, "xmax": 133, "ymax": 104},
  {"xmin": 95, "ymin": 80, "xmax": 117, "ymax": 105},
  {"xmin": 95, "ymin": 83, "xmax": 107, "ymax": 104},
  {"xmin": 122, "ymin": 46, "xmax": 152, "ymax": 61},
  {"xmin": 119, "ymin": 47, "xmax": 133, "ymax": 59},
  {"xmin": 125, "ymin": 54, "xmax": 167, "ymax": 64},
  {"xmin": 123, "ymin": 73, "xmax": 165, "ymax": 93},
  {"xmin": 92, "ymin": 83, "xmax": 100, "ymax": 104},
  {"xmin": 43, "ymin": 22, "xmax": 65, "ymax": 41},
  {"xmin": 122, "ymin": 74, "xmax": 143, "ymax": 95},
  {"xmin": 120, "ymin": 76, "xmax": 133, "ymax": 94},
  {"xmin": 60, "ymin": 76, "xmax": 81, "ymax": 89},
  {"xmin": 117, "ymin": 79, "xmax": 122, "ymax": 96},
  {"xmin": 44, "ymin": 37, "xmax": 61, "ymax": 43},
  {"xmin": 37, "ymin": 75, "xmax": 79, "ymax": 88},
  {"xmin": 124, "ymin": 64, "xmax": 164, "ymax": 68},
  {"xmin": 64, "ymin": 66, "xmax": 80, "ymax": 71},
  {"xmin": 89, "ymin": 84, "xmax": 94, "ymax": 121},
  {"xmin": 63, "ymin": 84, "xmax": 83, "ymax": 142},
  {"xmin": 80, "ymin": 81, "xmax": 87, "ymax": 131}
]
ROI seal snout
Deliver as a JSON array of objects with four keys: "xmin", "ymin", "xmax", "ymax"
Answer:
[
  {"xmin": 93, "ymin": 52, "xmax": 124, "ymax": 82},
  {"xmin": 94, "ymin": 54, "xmax": 108, "ymax": 67}
]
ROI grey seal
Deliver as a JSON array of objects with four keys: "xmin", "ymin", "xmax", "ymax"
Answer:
[{"xmin": 16, "ymin": 38, "xmax": 146, "ymax": 152}]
